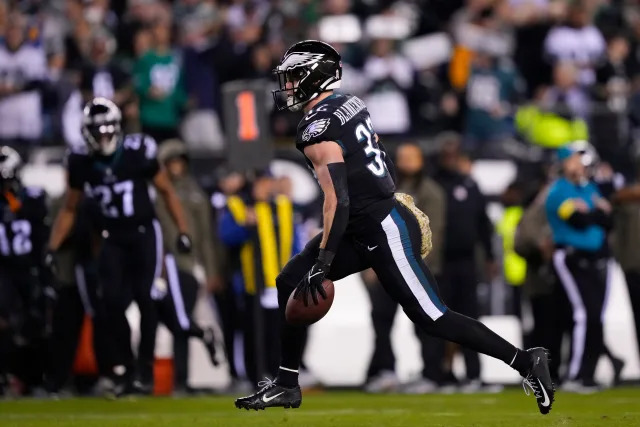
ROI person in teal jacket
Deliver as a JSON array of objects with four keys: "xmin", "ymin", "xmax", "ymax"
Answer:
[
  {"xmin": 134, "ymin": 20, "xmax": 187, "ymax": 144},
  {"xmin": 545, "ymin": 145, "xmax": 612, "ymax": 392}
]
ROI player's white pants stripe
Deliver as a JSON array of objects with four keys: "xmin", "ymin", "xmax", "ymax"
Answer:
[
  {"xmin": 553, "ymin": 249, "xmax": 586, "ymax": 380},
  {"xmin": 165, "ymin": 254, "xmax": 191, "ymax": 331},
  {"xmin": 381, "ymin": 213, "xmax": 444, "ymax": 321},
  {"xmin": 151, "ymin": 219, "xmax": 163, "ymax": 279},
  {"xmin": 75, "ymin": 264, "xmax": 94, "ymax": 317}
]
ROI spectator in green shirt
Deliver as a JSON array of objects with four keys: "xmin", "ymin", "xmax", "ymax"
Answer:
[{"xmin": 134, "ymin": 19, "xmax": 187, "ymax": 144}]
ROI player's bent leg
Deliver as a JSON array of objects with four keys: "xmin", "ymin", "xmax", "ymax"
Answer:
[
  {"xmin": 372, "ymin": 205, "xmax": 554, "ymax": 414},
  {"xmin": 234, "ymin": 238, "xmax": 317, "ymax": 410}
]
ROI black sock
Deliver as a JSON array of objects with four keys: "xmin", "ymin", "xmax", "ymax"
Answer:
[
  {"xmin": 510, "ymin": 349, "xmax": 533, "ymax": 377},
  {"xmin": 423, "ymin": 310, "xmax": 531, "ymax": 375},
  {"xmin": 275, "ymin": 276, "xmax": 306, "ymax": 387},
  {"xmin": 276, "ymin": 366, "xmax": 299, "ymax": 387}
]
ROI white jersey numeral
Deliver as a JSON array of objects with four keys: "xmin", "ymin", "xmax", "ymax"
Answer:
[
  {"xmin": 92, "ymin": 179, "xmax": 135, "ymax": 218},
  {"xmin": 355, "ymin": 117, "xmax": 386, "ymax": 177},
  {"xmin": 0, "ymin": 220, "xmax": 33, "ymax": 256}
]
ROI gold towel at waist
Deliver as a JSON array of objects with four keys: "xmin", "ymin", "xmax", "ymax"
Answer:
[{"xmin": 394, "ymin": 192, "xmax": 432, "ymax": 259}]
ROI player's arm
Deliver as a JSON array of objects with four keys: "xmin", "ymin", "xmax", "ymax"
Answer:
[
  {"xmin": 295, "ymin": 141, "xmax": 347, "ymax": 306},
  {"xmin": 47, "ymin": 188, "xmax": 83, "ymax": 252},
  {"xmin": 153, "ymin": 167, "xmax": 192, "ymax": 253}
]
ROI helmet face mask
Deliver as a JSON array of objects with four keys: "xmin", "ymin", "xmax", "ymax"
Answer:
[
  {"xmin": 82, "ymin": 97, "xmax": 123, "ymax": 156},
  {"xmin": 272, "ymin": 40, "xmax": 342, "ymax": 112}
]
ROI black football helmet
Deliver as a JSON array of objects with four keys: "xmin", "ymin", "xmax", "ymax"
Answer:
[
  {"xmin": 0, "ymin": 146, "xmax": 22, "ymax": 193},
  {"xmin": 82, "ymin": 97, "xmax": 123, "ymax": 156},
  {"xmin": 272, "ymin": 40, "xmax": 342, "ymax": 112}
]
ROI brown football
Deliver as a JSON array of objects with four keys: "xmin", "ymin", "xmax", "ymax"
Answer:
[{"xmin": 285, "ymin": 279, "xmax": 335, "ymax": 325}]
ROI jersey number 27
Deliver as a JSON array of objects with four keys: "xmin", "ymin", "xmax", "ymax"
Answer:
[
  {"xmin": 355, "ymin": 117, "xmax": 386, "ymax": 177},
  {"xmin": 91, "ymin": 180, "xmax": 135, "ymax": 218}
]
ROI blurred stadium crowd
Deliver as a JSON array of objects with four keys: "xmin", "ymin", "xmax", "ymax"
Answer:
[{"xmin": 1, "ymin": 0, "xmax": 640, "ymax": 398}]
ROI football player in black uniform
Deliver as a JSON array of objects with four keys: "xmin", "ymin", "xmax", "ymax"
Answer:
[
  {"xmin": 47, "ymin": 97, "xmax": 192, "ymax": 393},
  {"xmin": 0, "ymin": 146, "xmax": 50, "ymax": 394},
  {"xmin": 235, "ymin": 41, "xmax": 555, "ymax": 414}
]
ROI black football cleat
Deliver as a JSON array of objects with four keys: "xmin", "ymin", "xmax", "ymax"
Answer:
[
  {"xmin": 523, "ymin": 347, "xmax": 555, "ymax": 415},
  {"xmin": 234, "ymin": 378, "xmax": 301, "ymax": 411}
]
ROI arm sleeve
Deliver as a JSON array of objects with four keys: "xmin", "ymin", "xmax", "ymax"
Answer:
[{"xmin": 320, "ymin": 162, "xmax": 350, "ymax": 263}]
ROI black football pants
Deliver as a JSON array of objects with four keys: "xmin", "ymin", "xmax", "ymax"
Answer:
[
  {"xmin": 276, "ymin": 202, "xmax": 525, "ymax": 380},
  {"xmin": 99, "ymin": 220, "xmax": 163, "ymax": 385},
  {"xmin": 552, "ymin": 249, "xmax": 607, "ymax": 382}
]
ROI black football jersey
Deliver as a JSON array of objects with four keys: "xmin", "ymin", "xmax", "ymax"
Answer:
[
  {"xmin": 296, "ymin": 94, "xmax": 395, "ymax": 224},
  {"xmin": 0, "ymin": 187, "xmax": 48, "ymax": 269},
  {"xmin": 67, "ymin": 133, "xmax": 160, "ymax": 231}
]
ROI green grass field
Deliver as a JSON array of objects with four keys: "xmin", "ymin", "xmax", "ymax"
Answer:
[{"xmin": 0, "ymin": 388, "xmax": 639, "ymax": 427}]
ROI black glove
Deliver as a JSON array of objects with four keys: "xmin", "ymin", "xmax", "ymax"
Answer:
[
  {"xmin": 176, "ymin": 233, "xmax": 192, "ymax": 254},
  {"xmin": 294, "ymin": 250, "xmax": 334, "ymax": 306}
]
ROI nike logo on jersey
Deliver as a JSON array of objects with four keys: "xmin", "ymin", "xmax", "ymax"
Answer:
[
  {"xmin": 305, "ymin": 112, "xmax": 318, "ymax": 120},
  {"xmin": 367, "ymin": 245, "xmax": 378, "ymax": 251},
  {"xmin": 538, "ymin": 379, "xmax": 550, "ymax": 407},
  {"xmin": 262, "ymin": 392, "xmax": 284, "ymax": 403}
]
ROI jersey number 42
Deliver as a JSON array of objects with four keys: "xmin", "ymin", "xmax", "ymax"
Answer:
[{"xmin": 0, "ymin": 220, "xmax": 32, "ymax": 256}]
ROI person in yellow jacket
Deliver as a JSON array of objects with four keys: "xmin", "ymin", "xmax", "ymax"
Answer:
[{"xmin": 219, "ymin": 172, "xmax": 302, "ymax": 383}]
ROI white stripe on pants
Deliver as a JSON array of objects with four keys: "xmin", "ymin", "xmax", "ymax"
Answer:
[
  {"xmin": 151, "ymin": 219, "xmax": 163, "ymax": 279},
  {"xmin": 552, "ymin": 249, "xmax": 586, "ymax": 380},
  {"xmin": 380, "ymin": 212, "xmax": 443, "ymax": 321},
  {"xmin": 164, "ymin": 253, "xmax": 191, "ymax": 331}
]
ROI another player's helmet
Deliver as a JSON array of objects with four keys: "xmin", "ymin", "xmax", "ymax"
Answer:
[
  {"xmin": 82, "ymin": 97, "xmax": 123, "ymax": 156},
  {"xmin": 0, "ymin": 146, "xmax": 22, "ymax": 193},
  {"xmin": 272, "ymin": 40, "xmax": 342, "ymax": 112}
]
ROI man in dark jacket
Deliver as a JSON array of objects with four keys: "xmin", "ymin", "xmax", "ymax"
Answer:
[{"xmin": 432, "ymin": 135, "xmax": 496, "ymax": 391}]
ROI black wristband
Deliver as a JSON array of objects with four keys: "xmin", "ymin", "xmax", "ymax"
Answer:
[{"xmin": 318, "ymin": 249, "xmax": 335, "ymax": 267}]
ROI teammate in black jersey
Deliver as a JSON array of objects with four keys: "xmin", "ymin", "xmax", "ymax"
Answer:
[
  {"xmin": 235, "ymin": 41, "xmax": 555, "ymax": 414},
  {"xmin": 47, "ymin": 98, "xmax": 192, "ymax": 393},
  {"xmin": 0, "ymin": 146, "xmax": 50, "ymax": 393}
]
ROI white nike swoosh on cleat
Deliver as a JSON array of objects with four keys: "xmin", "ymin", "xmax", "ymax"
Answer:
[
  {"xmin": 262, "ymin": 392, "xmax": 284, "ymax": 403},
  {"xmin": 367, "ymin": 245, "xmax": 378, "ymax": 251},
  {"xmin": 539, "ymin": 379, "xmax": 550, "ymax": 407}
]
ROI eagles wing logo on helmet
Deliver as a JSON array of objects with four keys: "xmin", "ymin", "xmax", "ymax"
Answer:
[
  {"xmin": 279, "ymin": 52, "xmax": 325, "ymax": 70},
  {"xmin": 302, "ymin": 118, "xmax": 331, "ymax": 142}
]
